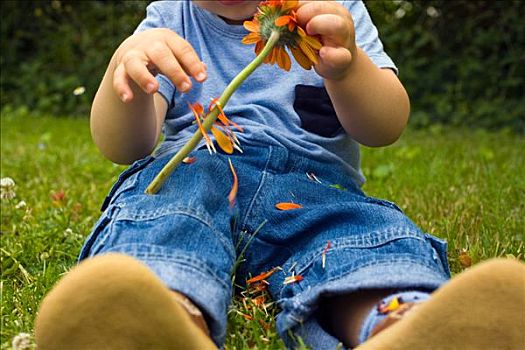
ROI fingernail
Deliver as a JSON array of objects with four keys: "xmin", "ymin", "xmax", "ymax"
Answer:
[
  {"xmin": 146, "ymin": 83, "xmax": 156, "ymax": 93},
  {"xmin": 196, "ymin": 72, "xmax": 206, "ymax": 81},
  {"xmin": 180, "ymin": 81, "xmax": 191, "ymax": 91},
  {"xmin": 121, "ymin": 93, "xmax": 129, "ymax": 102}
]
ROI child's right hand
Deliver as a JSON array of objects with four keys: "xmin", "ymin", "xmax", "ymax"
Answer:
[{"xmin": 112, "ymin": 28, "xmax": 207, "ymax": 103}]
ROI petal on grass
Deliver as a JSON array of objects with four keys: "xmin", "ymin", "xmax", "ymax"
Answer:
[{"xmin": 246, "ymin": 267, "xmax": 278, "ymax": 284}]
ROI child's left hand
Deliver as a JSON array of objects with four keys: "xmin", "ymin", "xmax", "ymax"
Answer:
[{"xmin": 296, "ymin": 1, "xmax": 357, "ymax": 81}]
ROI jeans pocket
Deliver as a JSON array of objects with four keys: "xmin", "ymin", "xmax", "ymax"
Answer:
[{"xmin": 100, "ymin": 155, "xmax": 155, "ymax": 211}]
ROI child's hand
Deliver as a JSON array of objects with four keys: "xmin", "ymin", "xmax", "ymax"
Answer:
[
  {"xmin": 296, "ymin": 1, "xmax": 357, "ymax": 81},
  {"xmin": 113, "ymin": 28, "xmax": 207, "ymax": 102}
]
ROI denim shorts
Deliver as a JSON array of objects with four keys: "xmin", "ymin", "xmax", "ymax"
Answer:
[{"xmin": 79, "ymin": 144, "xmax": 450, "ymax": 348}]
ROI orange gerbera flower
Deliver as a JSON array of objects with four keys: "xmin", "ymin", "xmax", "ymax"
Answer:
[
  {"xmin": 188, "ymin": 101, "xmax": 242, "ymax": 155},
  {"xmin": 242, "ymin": 0, "xmax": 322, "ymax": 71}
]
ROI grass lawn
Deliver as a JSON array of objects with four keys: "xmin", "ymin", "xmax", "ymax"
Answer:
[{"xmin": 1, "ymin": 112, "xmax": 523, "ymax": 349}]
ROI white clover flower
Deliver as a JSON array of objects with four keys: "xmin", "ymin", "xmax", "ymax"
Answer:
[
  {"xmin": 73, "ymin": 86, "xmax": 86, "ymax": 96},
  {"xmin": 11, "ymin": 332, "xmax": 33, "ymax": 350},
  {"xmin": 395, "ymin": 8, "xmax": 406, "ymax": 19},
  {"xmin": 426, "ymin": 6, "xmax": 439, "ymax": 18},
  {"xmin": 1, "ymin": 177, "xmax": 16, "ymax": 200},
  {"xmin": 15, "ymin": 200, "xmax": 27, "ymax": 209},
  {"xmin": 1, "ymin": 177, "xmax": 15, "ymax": 188}
]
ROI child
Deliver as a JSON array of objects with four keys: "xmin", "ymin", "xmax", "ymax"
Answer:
[{"xmin": 35, "ymin": 1, "xmax": 524, "ymax": 349}]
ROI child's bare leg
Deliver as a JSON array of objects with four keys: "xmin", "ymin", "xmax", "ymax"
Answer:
[
  {"xmin": 321, "ymin": 259, "xmax": 525, "ymax": 350},
  {"xmin": 171, "ymin": 290, "xmax": 210, "ymax": 336},
  {"xmin": 35, "ymin": 254, "xmax": 216, "ymax": 350},
  {"xmin": 319, "ymin": 289, "xmax": 394, "ymax": 347}
]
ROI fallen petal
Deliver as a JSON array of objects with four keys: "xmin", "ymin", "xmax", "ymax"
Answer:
[
  {"xmin": 275, "ymin": 202, "xmax": 302, "ymax": 210},
  {"xmin": 182, "ymin": 156, "xmax": 197, "ymax": 164},
  {"xmin": 227, "ymin": 159, "xmax": 238, "ymax": 208},
  {"xmin": 283, "ymin": 275, "xmax": 304, "ymax": 285}
]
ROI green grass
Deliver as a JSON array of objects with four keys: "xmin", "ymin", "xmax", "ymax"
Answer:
[{"xmin": 1, "ymin": 113, "xmax": 524, "ymax": 349}]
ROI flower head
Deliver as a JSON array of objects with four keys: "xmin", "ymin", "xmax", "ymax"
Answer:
[
  {"xmin": 242, "ymin": 0, "xmax": 322, "ymax": 71},
  {"xmin": 1, "ymin": 177, "xmax": 16, "ymax": 200}
]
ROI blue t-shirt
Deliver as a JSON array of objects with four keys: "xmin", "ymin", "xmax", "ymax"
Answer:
[{"xmin": 136, "ymin": 0, "xmax": 397, "ymax": 187}]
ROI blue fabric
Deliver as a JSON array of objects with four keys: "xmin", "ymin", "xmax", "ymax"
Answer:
[
  {"xmin": 134, "ymin": 0, "xmax": 397, "ymax": 187},
  {"xmin": 79, "ymin": 145, "xmax": 450, "ymax": 347},
  {"xmin": 358, "ymin": 291, "xmax": 431, "ymax": 345}
]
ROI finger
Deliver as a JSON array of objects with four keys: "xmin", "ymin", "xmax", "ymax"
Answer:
[
  {"xmin": 165, "ymin": 35, "xmax": 207, "ymax": 83},
  {"xmin": 318, "ymin": 46, "xmax": 352, "ymax": 69},
  {"xmin": 146, "ymin": 41, "xmax": 192, "ymax": 92},
  {"xmin": 122, "ymin": 53, "xmax": 159, "ymax": 95},
  {"xmin": 113, "ymin": 63, "xmax": 134, "ymax": 103},
  {"xmin": 304, "ymin": 14, "xmax": 353, "ymax": 48},
  {"xmin": 296, "ymin": 1, "xmax": 344, "ymax": 28}
]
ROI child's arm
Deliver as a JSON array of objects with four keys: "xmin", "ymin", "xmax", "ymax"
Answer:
[
  {"xmin": 297, "ymin": 1, "xmax": 410, "ymax": 147},
  {"xmin": 90, "ymin": 28, "xmax": 207, "ymax": 164}
]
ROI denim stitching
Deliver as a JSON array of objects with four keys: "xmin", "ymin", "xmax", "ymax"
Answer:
[
  {"xmin": 112, "ymin": 203, "xmax": 235, "ymax": 258},
  {"xmin": 105, "ymin": 245, "xmax": 232, "ymax": 290},
  {"xmin": 240, "ymin": 146, "xmax": 274, "ymax": 230},
  {"xmin": 279, "ymin": 258, "xmax": 447, "ymax": 301}
]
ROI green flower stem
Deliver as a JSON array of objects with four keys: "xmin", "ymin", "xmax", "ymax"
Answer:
[{"xmin": 145, "ymin": 31, "xmax": 280, "ymax": 194}]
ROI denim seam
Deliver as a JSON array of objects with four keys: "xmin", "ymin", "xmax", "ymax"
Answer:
[
  {"xmin": 113, "ymin": 203, "xmax": 236, "ymax": 258},
  {"xmin": 240, "ymin": 147, "xmax": 274, "ymax": 230},
  {"xmin": 279, "ymin": 258, "xmax": 446, "ymax": 304},
  {"xmin": 279, "ymin": 255, "xmax": 444, "ymax": 300},
  {"xmin": 282, "ymin": 228, "xmax": 424, "ymax": 273},
  {"xmin": 104, "ymin": 246, "xmax": 231, "ymax": 290}
]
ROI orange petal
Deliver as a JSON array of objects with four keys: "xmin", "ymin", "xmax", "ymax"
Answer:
[
  {"xmin": 211, "ymin": 126, "xmax": 233, "ymax": 154},
  {"xmin": 283, "ymin": 275, "xmax": 304, "ymax": 285},
  {"xmin": 303, "ymin": 34, "xmax": 323, "ymax": 50},
  {"xmin": 243, "ymin": 20, "xmax": 260, "ymax": 33},
  {"xmin": 242, "ymin": 32, "xmax": 261, "ymax": 45},
  {"xmin": 378, "ymin": 297, "xmax": 401, "ymax": 314},
  {"xmin": 281, "ymin": 0, "xmax": 298, "ymax": 12},
  {"xmin": 277, "ymin": 48, "xmax": 291, "ymax": 71},
  {"xmin": 182, "ymin": 156, "xmax": 196, "ymax": 164},
  {"xmin": 290, "ymin": 47, "xmax": 313, "ymax": 70},
  {"xmin": 298, "ymin": 38, "xmax": 318, "ymax": 65},
  {"xmin": 255, "ymin": 41, "xmax": 264, "ymax": 56},
  {"xmin": 275, "ymin": 15, "xmax": 291, "ymax": 27},
  {"xmin": 246, "ymin": 268, "xmax": 278, "ymax": 284},
  {"xmin": 189, "ymin": 102, "xmax": 215, "ymax": 154},
  {"xmin": 275, "ymin": 202, "xmax": 302, "ymax": 210},
  {"xmin": 227, "ymin": 158, "xmax": 238, "ymax": 208},
  {"xmin": 188, "ymin": 103, "xmax": 217, "ymax": 153}
]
